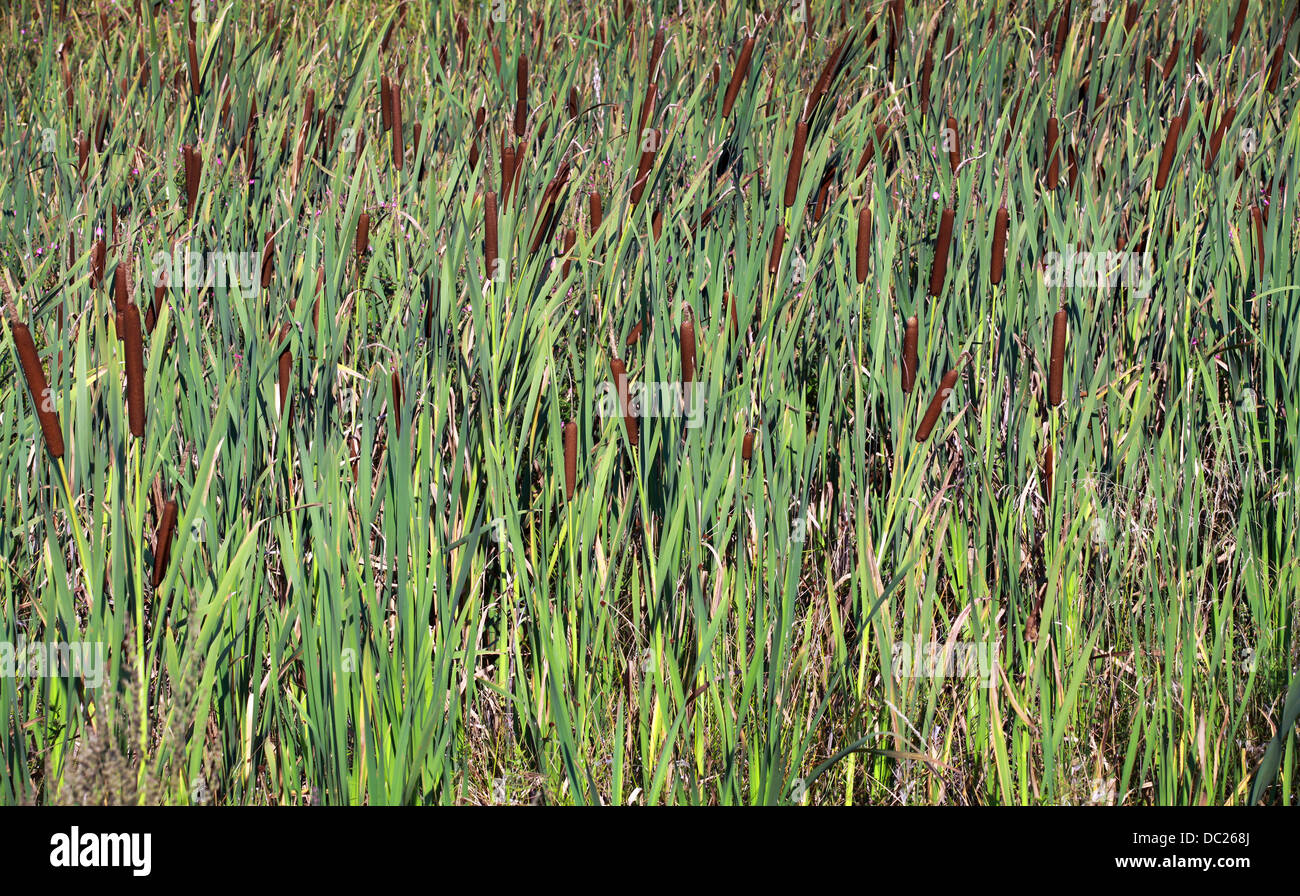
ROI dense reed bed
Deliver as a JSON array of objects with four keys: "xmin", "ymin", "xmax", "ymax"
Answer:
[{"xmin": 0, "ymin": 0, "xmax": 1297, "ymax": 807}]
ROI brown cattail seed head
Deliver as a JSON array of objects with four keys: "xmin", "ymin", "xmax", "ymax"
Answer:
[
  {"xmin": 1048, "ymin": 308, "xmax": 1067, "ymax": 407},
  {"xmin": 991, "ymin": 207, "xmax": 1009, "ymax": 286},
  {"xmin": 123, "ymin": 304, "xmax": 145, "ymax": 438},
  {"xmin": 902, "ymin": 316, "xmax": 918, "ymax": 394},
  {"xmin": 930, "ymin": 208, "xmax": 955, "ymax": 296},
  {"xmin": 563, "ymin": 420, "xmax": 577, "ymax": 499},
  {"xmin": 784, "ymin": 122, "xmax": 807, "ymax": 208},
  {"xmin": 151, "ymin": 498, "xmax": 179, "ymax": 588},
  {"xmin": 856, "ymin": 206, "xmax": 871, "ymax": 284},
  {"xmin": 722, "ymin": 37, "xmax": 756, "ymax": 118},
  {"xmin": 916, "ymin": 368, "xmax": 960, "ymax": 442},
  {"xmin": 680, "ymin": 318, "xmax": 696, "ymax": 387},
  {"xmin": 9, "ymin": 320, "xmax": 65, "ymax": 458}
]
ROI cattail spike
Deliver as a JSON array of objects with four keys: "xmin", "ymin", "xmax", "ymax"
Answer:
[
  {"xmin": 151, "ymin": 498, "xmax": 179, "ymax": 589},
  {"xmin": 916, "ymin": 368, "xmax": 960, "ymax": 442},
  {"xmin": 902, "ymin": 316, "xmax": 918, "ymax": 393},
  {"xmin": 123, "ymin": 304, "xmax": 145, "ymax": 438},
  {"xmin": 856, "ymin": 206, "xmax": 871, "ymax": 284},
  {"xmin": 1048, "ymin": 308, "xmax": 1067, "ymax": 407},
  {"xmin": 8, "ymin": 320, "xmax": 65, "ymax": 458},
  {"xmin": 930, "ymin": 208, "xmax": 955, "ymax": 296},
  {"xmin": 991, "ymin": 206, "xmax": 1009, "ymax": 286},
  {"xmin": 563, "ymin": 420, "xmax": 577, "ymax": 499}
]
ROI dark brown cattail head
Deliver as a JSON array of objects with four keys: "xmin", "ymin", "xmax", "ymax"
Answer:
[
  {"xmin": 1161, "ymin": 40, "xmax": 1180, "ymax": 79},
  {"xmin": 476, "ymin": 191, "xmax": 502, "ymax": 285},
  {"xmin": 652, "ymin": 208, "xmax": 663, "ymax": 241},
  {"xmin": 90, "ymin": 238, "xmax": 106, "ymax": 288},
  {"xmin": 355, "ymin": 211, "xmax": 370, "ymax": 260},
  {"xmin": 114, "ymin": 261, "xmax": 130, "ymax": 323},
  {"xmin": 916, "ymin": 367, "xmax": 960, "ymax": 442},
  {"xmin": 563, "ymin": 420, "xmax": 577, "ymax": 499},
  {"xmin": 501, "ymin": 139, "xmax": 516, "ymax": 202},
  {"xmin": 183, "ymin": 144, "xmax": 202, "ymax": 218},
  {"xmin": 638, "ymin": 82, "xmax": 658, "ymax": 142},
  {"xmin": 561, "ymin": 227, "xmax": 576, "ymax": 279},
  {"xmin": 856, "ymin": 206, "xmax": 871, "ymax": 284},
  {"xmin": 391, "ymin": 368, "xmax": 403, "ymax": 435},
  {"xmin": 648, "ymin": 25, "xmax": 666, "ymax": 83},
  {"xmin": 1193, "ymin": 27, "xmax": 1205, "ymax": 62},
  {"xmin": 857, "ymin": 119, "xmax": 891, "ymax": 177},
  {"xmin": 991, "ymin": 206, "xmax": 1009, "ymax": 285},
  {"xmin": 610, "ymin": 358, "xmax": 638, "ymax": 444},
  {"xmin": 277, "ymin": 336, "xmax": 292, "ymax": 417},
  {"xmin": 1048, "ymin": 308, "xmax": 1067, "ymax": 407},
  {"xmin": 680, "ymin": 318, "xmax": 696, "ymax": 387},
  {"xmin": 123, "ymin": 303, "xmax": 145, "ymax": 438},
  {"xmin": 568, "ymin": 86, "xmax": 581, "ymax": 120},
  {"xmin": 919, "ymin": 45, "xmax": 934, "ymax": 113},
  {"xmin": 722, "ymin": 36, "xmax": 756, "ymax": 118},
  {"xmin": 1229, "ymin": 0, "xmax": 1248, "ymax": 47},
  {"xmin": 1053, "ymin": 0, "xmax": 1072, "ymax": 67},
  {"xmin": 631, "ymin": 139, "xmax": 656, "ymax": 207},
  {"xmin": 1205, "ymin": 104, "xmax": 1236, "ymax": 168},
  {"xmin": 784, "ymin": 122, "xmax": 807, "ymax": 209},
  {"xmin": 589, "ymin": 191, "xmax": 603, "ymax": 234},
  {"xmin": 151, "ymin": 498, "xmax": 178, "ymax": 589},
  {"xmin": 187, "ymin": 37, "xmax": 201, "ymax": 96},
  {"xmin": 390, "ymin": 78, "xmax": 404, "ymax": 170},
  {"xmin": 930, "ymin": 208, "xmax": 955, "ymax": 296},
  {"xmin": 728, "ymin": 292, "xmax": 739, "ymax": 336},
  {"xmin": 1154, "ymin": 115, "xmax": 1183, "ymax": 191},
  {"xmin": 1040, "ymin": 445, "xmax": 1055, "ymax": 501},
  {"xmin": 8, "ymin": 319, "xmax": 65, "ymax": 458},
  {"xmin": 768, "ymin": 224, "xmax": 785, "ymax": 275},
  {"xmin": 261, "ymin": 232, "xmax": 275, "ymax": 290},
  {"xmin": 1045, "ymin": 117, "xmax": 1060, "ymax": 189},
  {"xmin": 945, "ymin": 116, "xmax": 960, "ymax": 174},
  {"xmin": 380, "ymin": 75, "xmax": 392, "ymax": 130},
  {"xmin": 741, "ymin": 429, "xmax": 755, "ymax": 462},
  {"xmin": 902, "ymin": 316, "xmax": 918, "ymax": 394}
]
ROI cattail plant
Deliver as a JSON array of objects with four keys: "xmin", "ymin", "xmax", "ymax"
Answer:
[
  {"xmin": 652, "ymin": 209, "xmax": 663, "ymax": 241},
  {"xmin": 261, "ymin": 232, "xmax": 275, "ymax": 290},
  {"xmin": 991, "ymin": 206, "xmax": 1009, "ymax": 286},
  {"xmin": 485, "ymin": 191, "xmax": 499, "ymax": 281},
  {"xmin": 568, "ymin": 86, "xmax": 581, "ymax": 120},
  {"xmin": 561, "ymin": 227, "xmax": 576, "ymax": 279},
  {"xmin": 945, "ymin": 116, "xmax": 960, "ymax": 174},
  {"xmin": 355, "ymin": 211, "xmax": 370, "ymax": 261},
  {"xmin": 631, "ymin": 136, "xmax": 657, "ymax": 207},
  {"xmin": 1161, "ymin": 40, "xmax": 1180, "ymax": 79},
  {"xmin": 8, "ymin": 319, "xmax": 65, "ymax": 458},
  {"xmin": 501, "ymin": 139, "xmax": 516, "ymax": 202},
  {"xmin": 681, "ymin": 317, "xmax": 696, "ymax": 388},
  {"xmin": 919, "ymin": 45, "xmax": 933, "ymax": 113},
  {"xmin": 902, "ymin": 316, "xmax": 918, "ymax": 394},
  {"xmin": 769, "ymin": 224, "xmax": 785, "ymax": 275},
  {"xmin": 390, "ymin": 78, "xmax": 404, "ymax": 170},
  {"xmin": 1052, "ymin": 0, "xmax": 1071, "ymax": 67},
  {"xmin": 515, "ymin": 54, "xmax": 529, "ymax": 137},
  {"xmin": 784, "ymin": 122, "xmax": 807, "ymax": 209},
  {"xmin": 380, "ymin": 75, "xmax": 392, "ymax": 130},
  {"xmin": 741, "ymin": 429, "xmax": 755, "ymax": 462},
  {"xmin": 1266, "ymin": 42, "xmax": 1285, "ymax": 93},
  {"xmin": 916, "ymin": 367, "xmax": 959, "ymax": 442},
  {"xmin": 1040, "ymin": 445, "xmax": 1055, "ymax": 501},
  {"xmin": 638, "ymin": 83, "xmax": 657, "ymax": 142},
  {"xmin": 151, "ymin": 498, "xmax": 178, "ymax": 589},
  {"xmin": 610, "ymin": 358, "xmax": 638, "ymax": 444},
  {"xmin": 722, "ymin": 36, "xmax": 756, "ymax": 118},
  {"xmin": 277, "ymin": 326, "xmax": 292, "ymax": 417},
  {"xmin": 90, "ymin": 238, "xmax": 106, "ymax": 288},
  {"xmin": 1154, "ymin": 115, "xmax": 1183, "ymax": 191},
  {"xmin": 1229, "ymin": 0, "xmax": 1248, "ymax": 47},
  {"xmin": 589, "ymin": 191, "xmax": 603, "ymax": 233},
  {"xmin": 856, "ymin": 206, "xmax": 871, "ymax": 284},
  {"xmin": 114, "ymin": 262, "xmax": 130, "ymax": 335},
  {"xmin": 1205, "ymin": 104, "xmax": 1236, "ymax": 167},
  {"xmin": 929, "ymin": 207, "xmax": 955, "ymax": 296},
  {"xmin": 123, "ymin": 303, "xmax": 145, "ymax": 438},
  {"xmin": 391, "ymin": 369, "xmax": 403, "ymax": 436},
  {"xmin": 187, "ymin": 37, "xmax": 201, "ymax": 96},
  {"xmin": 1045, "ymin": 117, "xmax": 1060, "ymax": 189},
  {"xmin": 1048, "ymin": 308, "xmax": 1067, "ymax": 407},
  {"xmin": 563, "ymin": 420, "xmax": 577, "ymax": 499}
]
